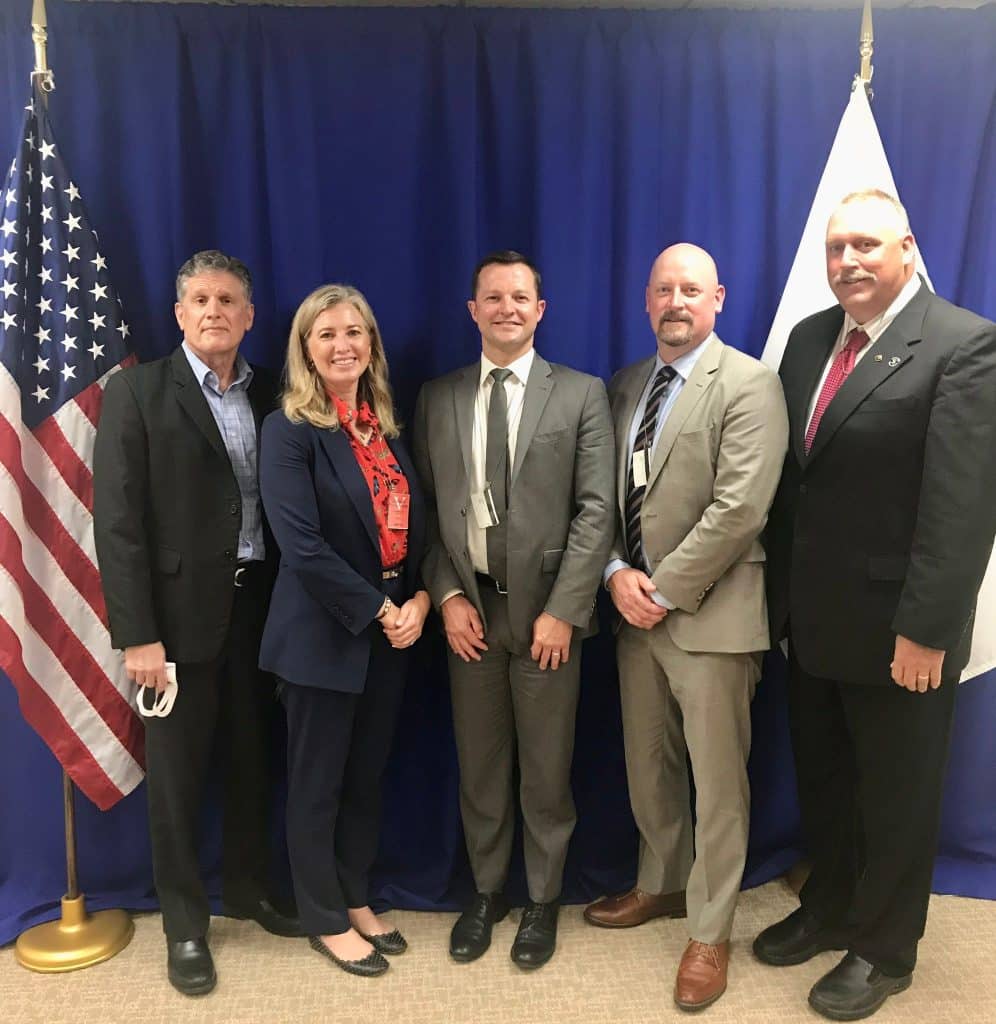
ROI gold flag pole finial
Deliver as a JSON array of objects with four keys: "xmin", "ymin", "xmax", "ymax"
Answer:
[
  {"xmin": 854, "ymin": 0, "xmax": 874, "ymax": 99},
  {"xmin": 31, "ymin": 0, "xmax": 55, "ymax": 93}
]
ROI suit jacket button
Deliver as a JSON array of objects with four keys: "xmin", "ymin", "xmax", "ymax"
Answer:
[
  {"xmin": 224, "ymin": 549, "xmax": 234, "ymax": 562},
  {"xmin": 230, "ymin": 503, "xmax": 240, "ymax": 515},
  {"xmin": 460, "ymin": 507, "xmax": 467, "ymax": 517}
]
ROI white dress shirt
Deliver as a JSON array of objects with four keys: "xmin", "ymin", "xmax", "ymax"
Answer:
[
  {"xmin": 466, "ymin": 348, "xmax": 536, "ymax": 575},
  {"xmin": 805, "ymin": 275, "xmax": 922, "ymax": 429}
]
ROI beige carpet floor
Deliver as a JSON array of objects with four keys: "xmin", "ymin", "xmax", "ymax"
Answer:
[{"xmin": 3, "ymin": 880, "xmax": 994, "ymax": 1023}]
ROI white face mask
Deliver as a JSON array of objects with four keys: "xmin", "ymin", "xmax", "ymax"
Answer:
[{"xmin": 137, "ymin": 662, "xmax": 179, "ymax": 718}]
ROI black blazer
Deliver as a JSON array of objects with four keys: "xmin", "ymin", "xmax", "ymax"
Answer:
[
  {"xmin": 93, "ymin": 346, "xmax": 278, "ymax": 663},
  {"xmin": 258, "ymin": 410, "xmax": 426, "ymax": 693},
  {"xmin": 766, "ymin": 282, "xmax": 996, "ymax": 684}
]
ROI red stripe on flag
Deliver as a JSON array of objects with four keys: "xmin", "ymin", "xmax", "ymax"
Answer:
[
  {"xmin": 0, "ymin": 617, "xmax": 127, "ymax": 812},
  {"xmin": 33, "ymin": 415, "xmax": 95, "ymax": 514},
  {"xmin": 75, "ymin": 376, "xmax": 107, "ymax": 430},
  {"xmin": 0, "ymin": 510, "xmax": 143, "ymax": 765},
  {"xmin": 0, "ymin": 414, "xmax": 107, "ymax": 625}
]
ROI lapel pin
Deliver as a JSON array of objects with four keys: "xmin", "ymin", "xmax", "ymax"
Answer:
[
  {"xmin": 873, "ymin": 354, "xmax": 883, "ymax": 362},
  {"xmin": 888, "ymin": 356, "xmax": 901, "ymax": 367}
]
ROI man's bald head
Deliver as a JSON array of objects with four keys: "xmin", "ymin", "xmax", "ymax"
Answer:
[{"xmin": 646, "ymin": 243, "xmax": 725, "ymax": 362}]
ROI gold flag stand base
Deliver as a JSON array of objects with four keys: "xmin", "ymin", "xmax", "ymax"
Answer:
[{"xmin": 15, "ymin": 896, "xmax": 134, "ymax": 973}]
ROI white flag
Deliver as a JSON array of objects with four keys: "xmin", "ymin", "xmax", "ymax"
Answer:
[{"xmin": 761, "ymin": 84, "xmax": 994, "ymax": 682}]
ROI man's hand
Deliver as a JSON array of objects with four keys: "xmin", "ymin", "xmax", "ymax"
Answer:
[
  {"xmin": 441, "ymin": 594, "xmax": 488, "ymax": 662},
  {"xmin": 607, "ymin": 568, "xmax": 669, "ymax": 630},
  {"xmin": 383, "ymin": 591, "xmax": 432, "ymax": 649},
  {"xmin": 530, "ymin": 612, "xmax": 573, "ymax": 671},
  {"xmin": 891, "ymin": 634, "xmax": 946, "ymax": 692},
  {"xmin": 124, "ymin": 641, "xmax": 168, "ymax": 693}
]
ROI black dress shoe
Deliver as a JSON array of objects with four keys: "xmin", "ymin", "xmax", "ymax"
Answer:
[
  {"xmin": 358, "ymin": 928, "xmax": 408, "ymax": 955},
  {"xmin": 808, "ymin": 952, "xmax": 912, "ymax": 1021},
  {"xmin": 449, "ymin": 892, "xmax": 510, "ymax": 962},
  {"xmin": 223, "ymin": 896, "xmax": 305, "ymax": 938},
  {"xmin": 753, "ymin": 906, "xmax": 849, "ymax": 966},
  {"xmin": 308, "ymin": 935, "xmax": 390, "ymax": 977},
  {"xmin": 510, "ymin": 901, "xmax": 558, "ymax": 969},
  {"xmin": 167, "ymin": 938, "xmax": 216, "ymax": 996}
]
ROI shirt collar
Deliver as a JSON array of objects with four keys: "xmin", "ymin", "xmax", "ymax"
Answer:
[
  {"xmin": 654, "ymin": 331, "xmax": 715, "ymax": 383},
  {"xmin": 844, "ymin": 275, "xmax": 923, "ymax": 344},
  {"xmin": 181, "ymin": 341, "xmax": 253, "ymax": 393},
  {"xmin": 480, "ymin": 346, "xmax": 536, "ymax": 388}
]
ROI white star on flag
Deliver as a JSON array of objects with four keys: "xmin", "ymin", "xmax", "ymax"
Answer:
[
  {"xmin": 31, "ymin": 384, "xmax": 49, "ymax": 401},
  {"xmin": 90, "ymin": 282, "xmax": 108, "ymax": 301},
  {"xmin": 60, "ymin": 304, "xmax": 78, "ymax": 322},
  {"xmin": 32, "ymin": 354, "xmax": 49, "ymax": 373},
  {"xmin": 60, "ymin": 363, "xmax": 77, "ymax": 381},
  {"xmin": 88, "ymin": 312, "xmax": 105, "ymax": 330}
]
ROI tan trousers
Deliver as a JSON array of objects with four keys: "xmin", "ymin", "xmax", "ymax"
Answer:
[{"xmin": 616, "ymin": 621, "xmax": 759, "ymax": 944}]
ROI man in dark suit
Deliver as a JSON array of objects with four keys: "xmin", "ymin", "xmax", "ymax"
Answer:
[
  {"xmin": 413, "ymin": 250, "xmax": 615, "ymax": 969},
  {"xmin": 93, "ymin": 250, "xmax": 299, "ymax": 996},
  {"xmin": 755, "ymin": 191, "xmax": 996, "ymax": 1021}
]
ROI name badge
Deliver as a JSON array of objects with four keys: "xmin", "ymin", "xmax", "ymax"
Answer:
[
  {"xmin": 387, "ymin": 492, "xmax": 410, "ymax": 531},
  {"xmin": 470, "ymin": 487, "xmax": 500, "ymax": 529},
  {"xmin": 632, "ymin": 449, "xmax": 650, "ymax": 488}
]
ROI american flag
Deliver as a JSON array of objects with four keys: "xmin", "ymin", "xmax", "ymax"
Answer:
[{"xmin": 0, "ymin": 87, "xmax": 144, "ymax": 810}]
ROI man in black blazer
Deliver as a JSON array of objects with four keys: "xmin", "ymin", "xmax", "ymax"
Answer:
[
  {"xmin": 93, "ymin": 251, "xmax": 298, "ymax": 996},
  {"xmin": 755, "ymin": 191, "xmax": 996, "ymax": 1021}
]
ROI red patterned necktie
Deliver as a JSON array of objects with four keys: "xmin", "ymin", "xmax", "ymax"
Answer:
[{"xmin": 804, "ymin": 328, "xmax": 870, "ymax": 453}]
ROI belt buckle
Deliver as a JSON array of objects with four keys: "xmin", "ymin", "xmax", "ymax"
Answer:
[
  {"xmin": 382, "ymin": 567, "xmax": 403, "ymax": 580},
  {"xmin": 234, "ymin": 566, "xmax": 247, "ymax": 588}
]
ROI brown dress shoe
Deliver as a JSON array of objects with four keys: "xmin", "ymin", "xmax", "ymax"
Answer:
[
  {"xmin": 583, "ymin": 887, "xmax": 687, "ymax": 928},
  {"xmin": 674, "ymin": 940, "xmax": 729, "ymax": 1011}
]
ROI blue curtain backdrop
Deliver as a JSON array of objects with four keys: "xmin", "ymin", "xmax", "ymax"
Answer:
[{"xmin": 1, "ymin": 0, "xmax": 995, "ymax": 943}]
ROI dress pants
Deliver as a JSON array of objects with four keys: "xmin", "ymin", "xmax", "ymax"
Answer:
[
  {"xmin": 281, "ymin": 591, "xmax": 409, "ymax": 936},
  {"xmin": 448, "ymin": 584, "xmax": 581, "ymax": 904},
  {"xmin": 616, "ymin": 621, "xmax": 758, "ymax": 944},
  {"xmin": 142, "ymin": 567, "xmax": 274, "ymax": 941},
  {"xmin": 788, "ymin": 651, "xmax": 959, "ymax": 976}
]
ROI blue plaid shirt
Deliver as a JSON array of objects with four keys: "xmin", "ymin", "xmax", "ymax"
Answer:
[{"xmin": 181, "ymin": 342, "xmax": 264, "ymax": 563}]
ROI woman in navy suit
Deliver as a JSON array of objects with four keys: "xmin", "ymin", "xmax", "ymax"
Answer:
[{"xmin": 259, "ymin": 284, "xmax": 429, "ymax": 977}]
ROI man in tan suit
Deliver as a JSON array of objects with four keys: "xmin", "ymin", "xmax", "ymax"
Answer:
[
  {"xmin": 413, "ymin": 250, "xmax": 614, "ymax": 969},
  {"xmin": 584, "ymin": 244, "xmax": 788, "ymax": 1010}
]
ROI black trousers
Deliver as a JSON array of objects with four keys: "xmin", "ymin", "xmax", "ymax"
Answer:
[
  {"xmin": 788, "ymin": 650, "xmax": 958, "ymax": 976},
  {"xmin": 281, "ymin": 594, "xmax": 409, "ymax": 936},
  {"xmin": 143, "ymin": 568, "xmax": 275, "ymax": 941}
]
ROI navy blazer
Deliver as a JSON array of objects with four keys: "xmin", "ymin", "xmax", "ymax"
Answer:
[{"xmin": 258, "ymin": 409, "xmax": 426, "ymax": 692}]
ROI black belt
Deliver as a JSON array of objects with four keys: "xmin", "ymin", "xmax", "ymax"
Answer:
[{"xmin": 475, "ymin": 572, "xmax": 507, "ymax": 596}]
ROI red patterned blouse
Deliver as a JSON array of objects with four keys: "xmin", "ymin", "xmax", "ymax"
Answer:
[{"xmin": 331, "ymin": 395, "xmax": 409, "ymax": 568}]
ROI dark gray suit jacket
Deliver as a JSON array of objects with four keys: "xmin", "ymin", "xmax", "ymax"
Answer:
[
  {"xmin": 412, "ymin": 352, "xmax": 615, "ymax": 646},
  {"xmin": 766, "ymin": 282, "xmax": 996, "ymax": 684},
  {"xmin": 93, "ymin": 346, "xmax": 277, "ymax": 663}
]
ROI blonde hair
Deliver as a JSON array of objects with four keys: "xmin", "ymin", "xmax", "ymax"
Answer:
[
  {"xmin": 839, "ymin": 189, "xmax": 911, "ymax": 233},
  {"xmin": 281, "ymin": 284, "xmax": 400, "ymax": 437}
]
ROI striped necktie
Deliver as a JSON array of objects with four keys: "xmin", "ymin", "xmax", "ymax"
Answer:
[{"xmin": 625, "ymin": 365, "xmax": 677, "ymax": 569}]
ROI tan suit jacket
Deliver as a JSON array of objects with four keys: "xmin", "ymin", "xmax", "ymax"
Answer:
[{"xmin": 607, "ymin": 336, "xmax": 789, "ymax": 654}]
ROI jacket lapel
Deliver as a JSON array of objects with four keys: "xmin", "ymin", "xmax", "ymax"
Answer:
[
  {"xmin": 451, "ymin": 365, "xmax": 478, "ymax": 486},
  {"xmin": 806, "ymin": 288, "xmax": 929, "ymax": 464},
  {"xmin": 511, "ymin": 353, "xmax": 554, "ymax": 484},
  {"xmin": 787, "ymin": 312, "xmax": 842, "ymax": 468},
  {"xmin": 645, "ymin": 336, "xmax": 722, "ymax": 494},
  {"xmin": 170, "ymin": 346, "xmax": 228, "ymax": 462},
  {"xmin": 615, "ymin": 357, "xmax": 657, "ymax": 520},
  {"xmin": 317, "ymin": 427, "xmax": 380, "ymax": 555}
]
